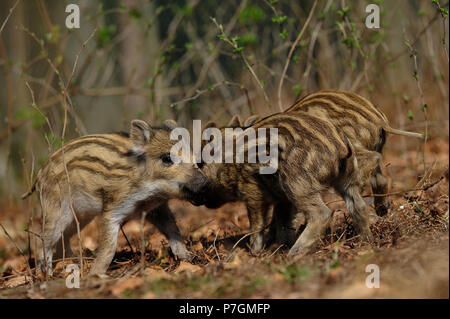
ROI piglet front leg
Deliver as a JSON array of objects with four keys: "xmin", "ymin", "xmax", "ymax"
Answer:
[
  {"xmin": 89, "ymin": 210, "xmax": 121, "ymax": 276},
  {"xmin": 147, "ymin": 202, "xmax": 193, "ymax": 261}
]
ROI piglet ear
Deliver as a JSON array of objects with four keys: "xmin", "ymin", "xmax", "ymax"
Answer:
[
  {"xmin": 227, "ymin": 115, "xmax": 242, "ymax": 128},
  {"xmin": 163, "ymin": 119, "xmax": 178, "ymax": 130},
  {"xmin": 244, "ymin": 115, "xmax": 260, "ymax": 127},
  {"xmin": 130, "ymin": 119, "xmax": 153, "ymax": 147},
  {"xmin": 203, "ymin": 121, "xmax": 217, "ymax": 130}
]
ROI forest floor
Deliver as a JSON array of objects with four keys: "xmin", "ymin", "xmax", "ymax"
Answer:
[{"xmin": 0, "ymin": 136, "xmax": 448, "ymax": 298}]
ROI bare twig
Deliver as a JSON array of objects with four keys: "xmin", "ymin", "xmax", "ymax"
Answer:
[
  {"xmin": 57, "ymin": 29, "xmax": 97, "ymax": 276},
  {"xmin": 325, "ymin": 175, "xmax": 445, "ymax": 206},
  {"xmin": 277, "ymin": 0, "xmax": 318, "ymax": 111},
  {"xmin": 212, "ymin": 14, "xmax": 273, "ymax": 110},
  {"xmin": 432, "ymin": 0, "xmax": 449, "ymax": 62},
  {"xmin": 404, "ymin": 37, "xmax": 428, "ymax": 174},
  {"xmin": 170, "ymin": 80, "xmax": 245, "ymax": 108},
  {"xmin": 266, "ymin": 244, "xmax": 285, "ymax": 259},
  {"xmin": 0, "ymin": 221, "xmax": 34, "ymax": 287},
  {"xmin": 25, "ymin": 81, "xmax": 55, "ymax": 145},
  {"xmin": 120, "ymin": 225, "xmax": 135, "ymax": 255},
  {"xmin": 0, "ymin": 0, "xmax": 20, "ymax": 35},
  {"xmin": 140, "ymin": 211, "xmax": 148, "ymax": 270},
  {"xmin": 212, "ymin": 228, "xmax": 221, "ymax": 261}
]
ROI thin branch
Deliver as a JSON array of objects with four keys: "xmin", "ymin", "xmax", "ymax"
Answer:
[
  {"xmin": 404, "ymin": 36, "xmax": 428, "ymax": 173},
  {"xmin": 169, "ymin": 80, "xmax": 245, "ymax": 108},
  {"xmin": 212, "ymin": 14, "xmax": 273, "ymax": 110},
  {"xmin": 58, "ymin": 28, "xmax": 97, "ymax": 276},
  {"xmin": 120, "ymin": 225, "xmax": 135, "ymax": 255},
  {"xmin": 0, "ymin": 0, "xmax": 20, "ymax": 35},
  {"xmin": 212, "ymin": 228, "xmax": 221, "ymax": 261},
  {"xmin": 325, "ymin": 175, "xmax": 445, "ymax": 205},
  {"xmin": 277, "ymin": 0, "xmax": 318, "ymax": 111},
  {"xmin": 25, "ymin": 81, "xmax": 55, "ymax": 140},
  {"xmin": 0, "ymin": 221, "xmax": 34, "ymax": 287}
]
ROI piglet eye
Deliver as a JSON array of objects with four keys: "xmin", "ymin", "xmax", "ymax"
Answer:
[{"xmin": 161, "ymin": 154, "xmax": 174, "ymax": 166}]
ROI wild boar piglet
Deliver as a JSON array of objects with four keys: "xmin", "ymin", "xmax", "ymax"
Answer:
[{"xmin": 24, "ymin": 119, "xmax": 208, "ymax": 275}]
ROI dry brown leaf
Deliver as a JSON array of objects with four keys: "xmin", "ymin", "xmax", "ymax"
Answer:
[
  {"xmin": 110, "ymin": 276, "xmax": 143, "ymax": 296},
  {"xmin": 224, "ymin": 249, "xmax": 246, "ymax": 269},
  {"xmin": 325, "ymin": 267, "xmax": 344, "ymax": 284},
  {"xmin": 3, "ymin": 256, "xmax": 26, "ymax": 273},
  {"xmin": 142, "ymin": 267, "xmax": 171, "ymax": 280},
  {"xmin": 190, "ymin": 241, "xmax": 203, "ymax": 251},
  {"xmin": 174, "ymin": 261, "xmax": 203, "ymax": 274},
  {"xmin": 5, "ymin": 275, "xmax": 28, "ymax": 288}
]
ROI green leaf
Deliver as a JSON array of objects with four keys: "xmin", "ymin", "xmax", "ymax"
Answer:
[
  {"xmin": 279, "ymin": 30, "xmax": 288, "ymax": 39},
  {"xmin": 182, "ymin": 5, "xmax": 193, "ymax": 16},
  {"xmin": 337, "ymin": 7, "xmax": 350, "ymax": 19},
  {"xmin": 407, "ymin": 109, "xmax": 414, "ymax": 120},
  {"xmin": 128, "ymin": 8, "xmax": 142, "ymax": 19},
  {"xmin": 233, "ymin": 47, "xmax": 244, "ymax": 54},
  {"xmin": 417, "ymin": 9, "xmax": 427, "ymax": 17},
  {"xmin": 292, "ymin": 84, "xmax": 303, "ymax": 95},
  {"xmin": 97, "ymin": 25, "xmax": 117, "ymax": 48},
  {"xmin": 239, "ymin": 5, "xmax": 265, "ymax": 24},
  {"xmin": 420, "ymin": 104, "xmax": 429, "ymax": 111},
  {"xmin": 240, "ymin": 33, "xmax": 258, "ymax": 46},
  {"xmin": 272, "ymin": 15, "xmax": 287, "ymax": 24}
]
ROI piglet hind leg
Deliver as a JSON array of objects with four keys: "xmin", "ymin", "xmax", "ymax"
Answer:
[
  {"xmin": 147, "ymin": 202, "xmax": 193, "ymax": 261},
  {"xmin": 287, "ymin": 194, "xmax": 331, "ymax": 257},
  {"xmin": 37, "ymin": 199, "xmax": 74, "ymax": 276},
  {"xmin": 340, "ymin": 186, "xmax": 373, "ymax": 242},
  {"xmin": 247, "ymin": 200, "xmax": 271, "ymax": 253},
  {"xmin": 267, "ymin": 201, "xmax": 296, "ymax": 248},
  {"xmin": 54, "ymin": 216, "xmax": 92, "ymax": 260},
  {"xmin": 371, "ymin": 164, "xmax": 390, "ymax": 217}
]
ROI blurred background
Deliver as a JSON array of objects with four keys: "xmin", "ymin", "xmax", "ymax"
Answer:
[
  {"xmin": 0, "ymin": 0, "xmax": 448, "ymax": 199},
  {"xmin": 0, "ymin": 0, "xmax": 448, "ymax": 297}
]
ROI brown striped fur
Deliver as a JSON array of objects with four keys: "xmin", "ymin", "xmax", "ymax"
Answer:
[
  {"xmin": 195, "ymin": 90, "xmax": 421, "ymax": 256},
  {"xmin": 285, "ymin": 90, "xmax": 420, "ymax": 216},
  {"xmin": 196, "ymin": 110, "xmax": 365, "ymax": 256},
  {"xmin": 27, "ymin": 119, "xmax": 208, "ymax": 275},
  {"xmin": 256, "ymin": 90, "xmax": 421, "ymax": 247}
]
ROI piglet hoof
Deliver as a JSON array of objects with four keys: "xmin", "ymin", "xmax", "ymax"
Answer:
[
  {"xmin": 286, "ymin": 247, "xmax": 308, "ymax": 264},
  {"xmin": 176, "ymin": 250, "xmax": 194, "ymax": 262},
  {"xmin": 170, "ymin": 242, "xmax": 194, "ymax": 262},
  {"xmin": 250, "ymin": 234, "xmax": 264, "ymax": 254},
  {"xmin": 287, "ymin": 247, "xmax": 300, "ymax": 257},
  {"xmin": 88, "ymin": 263, "xmax": 110, "ymax": 278}
]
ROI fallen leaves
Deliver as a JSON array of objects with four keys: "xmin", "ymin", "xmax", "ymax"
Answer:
[
  {"xmin": 142, "ymin": 266, "xmax": 171, "ymax": 280},
  {"xmin": 4, "ymin": 275, "xmax": 29, "ymax": 288},
  {"xmin": 0, "ymin": 139, "xmax": 448, "ymax": 298},
  {"xmin": 174, "ymin": 261, "xmax": 203, "ymax": 274},
  {"xmin": 110, "ymin": 276, "xmax": 143, "ymax": 297}
]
